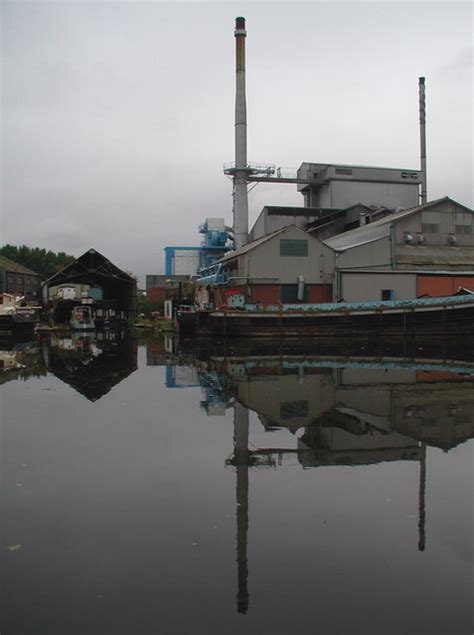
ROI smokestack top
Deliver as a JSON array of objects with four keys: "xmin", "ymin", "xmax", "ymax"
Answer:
[
  {"xmin": 235, "ymin": 17, "xmax": 246, "ymax": 36},
  {"xmin": 419, "ymin": 76, "xmax": 425, "ymax": 84}
]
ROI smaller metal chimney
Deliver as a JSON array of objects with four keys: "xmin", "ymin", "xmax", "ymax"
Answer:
[{"xmin": 419, "ymin": 77, "xmax": 427, "ymax": 205}]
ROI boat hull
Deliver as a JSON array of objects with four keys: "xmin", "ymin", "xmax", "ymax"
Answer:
[
  {"xmin": 177, "ymin": 300, "xmax": 474, "ymax": 338},
  {"xmin": 0, "ymin": 313, "xmax": 37, "ymax": 336}
]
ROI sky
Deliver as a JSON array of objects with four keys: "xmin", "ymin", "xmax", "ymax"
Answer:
[{"xmin": 1, "ymin": 1, "xmax": 472, "ymax": 284}]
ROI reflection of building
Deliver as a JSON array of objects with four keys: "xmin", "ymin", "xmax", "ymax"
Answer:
[
  {"xmin": 0, "ymin": 341, "xmax": 45, "ymax": 384},
  {"xmin": 203, "ymin": 357, "xmax": 474, "ymax": 456},
  {"xmin": 45, "ymin": 333, "xmax": 137, "ymax": 401},
  {"xmin": 165, "ymin": 352, "xmax": 474, "ymax": 614}
]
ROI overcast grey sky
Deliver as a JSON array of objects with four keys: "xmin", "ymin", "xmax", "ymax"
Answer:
[{"xmin": 1, "ymin": 1, "xmax": 472, "ymax": 283}]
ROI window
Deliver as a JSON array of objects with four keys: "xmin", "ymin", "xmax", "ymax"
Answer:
[
  {"xmin": 455, "ymin": 213, "xmax": 472, "ymax": 234},
  {"xmin": 421, "ymin": 211, "xmax": 440, "ymax": 233},
  {"xmin": 335, "ymin": 168, "xmax": 352, "ymax": 175},
  {"xmin": 456, "ymin": 225, "xmax": 472, "ymax": 234},
  {"xmin": 421, "ymin": 223, "xmax": 438, "ymax": 233},
  {"xmin": 381, "ymin": 289, "xmax": 396, "ymax": 301},
  {"xmin": 280, "ymin": 239, "xmax": 308, "ymax": 257}
]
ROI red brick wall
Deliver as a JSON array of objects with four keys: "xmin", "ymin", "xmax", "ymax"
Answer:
[
  {"xmin": 307, "ymin": 284, "xmax": 333, "ymax": 303},
  {"xmin": 147, "ymin": 287, "xmax": 167, "ymax": 302},
  {"xmin": 249, "ymin": 284, "xmax": 333, "ymax": 304},
  {"xmin": 417, "ymin": 275, "xmax": 474, "ymax": 297},
  {"xmin": 251, "ymin": 285, "xmax": 280, "ymax": 304}
]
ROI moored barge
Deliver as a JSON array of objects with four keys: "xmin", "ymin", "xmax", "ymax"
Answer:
[{"xmin": 176, "ymin": 294, "xmax": 474, "ymax": 337}]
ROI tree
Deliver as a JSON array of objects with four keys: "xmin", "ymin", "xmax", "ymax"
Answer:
[{"xmin": 0, "ymin": 244, "xmax": 75, "ymax": 278}]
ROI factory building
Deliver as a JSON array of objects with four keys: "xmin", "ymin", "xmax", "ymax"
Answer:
[
  {"xmin": 200, "ymin": 225, "xmax": 335, "ymax": 307},
  {"xmin": 248, "ymin": 164, "xmax": 422, "ymax": 243},
  {"xmin": 250, "ymin": 203, "xmax": 395, "ymax": 242},
  {"xmin": 164, "ymin": 247, "xmax": 201, "ymax": 277},
  {"xmin": 324, "ymin": 197, "xmax": 474, "ymax": 301},
  {"xmin": 146, "ymin": 274, "xmax": 195, "ymax": 303},
  {"xmin": 297, "ymin": 162, "xmax": 421, "ymax": 210},
  {"xmin": 0, "ymin": 255, "xmax": 40, "ymax": 301}
]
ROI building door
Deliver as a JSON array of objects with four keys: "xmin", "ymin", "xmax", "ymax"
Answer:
[{"xmin": 280, "ymin": 284, "xmax": 308, "ymax": 303}]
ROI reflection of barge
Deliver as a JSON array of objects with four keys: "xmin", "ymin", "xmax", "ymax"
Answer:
[
  {"xmin": 70, "ymin": 303, "xmax": 127, "ymax": 331},
  {"xmin": 177, "ymin": 294, "xmax": 474, "ymax": 337}
]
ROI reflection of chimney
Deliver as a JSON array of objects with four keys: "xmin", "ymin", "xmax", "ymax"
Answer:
[
  {"xmin": 234, "ymin": 17, "xmax": 249, "ymax": 249},
  {"xmin": 418, "ymin": 443, "xmax": 426, "ymax": 551},
  {"xmin": 419, "ymin": 77, "xmax": 427, "ymax": 204},
  {"xmin": 234, "ymin": 401, "xmax": 250, "ymax": 614}
]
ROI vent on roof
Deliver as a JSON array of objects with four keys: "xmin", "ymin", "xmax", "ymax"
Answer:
[
  {"xmin": 404, "ymin": 232, "xmax": 414, "ymax": 244},
  {"xmin": 416, "ymin": 233, "xmax": 426, "ymax": 245}
]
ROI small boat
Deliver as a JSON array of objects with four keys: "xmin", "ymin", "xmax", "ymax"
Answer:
[
  {"xmin": 70, "ymin": 305, "xmax": 95, "ymax": 331},
  {"xmin": 176, "ymin": 293, "xmax": 474, "ymax": 338},
  {"xmin": 0, "ymin": 294, "xmax": 39, "ymax": 335}
]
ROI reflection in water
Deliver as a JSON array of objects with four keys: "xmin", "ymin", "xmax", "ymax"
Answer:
[
  {"xmin": 44, "ymin": 333, "xmax": 138, "ymax": 401},
  {"xmin": 151, "ymin": 339, "xmax": 474, "ymax": 614},
  {"xmin": 2, "ymin": 334, "xmax": 471, "ymax": 629},
  {"xmin": 0, "ymin": 333, "xmax": 138, "ymax": 400}
]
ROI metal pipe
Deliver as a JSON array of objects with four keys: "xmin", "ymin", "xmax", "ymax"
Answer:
[
  {"xmin": 234, "ymin": 17, "xmax": 249, "ymax": 249},
  {"xmin": 419, "ymin": 77, "xmax": 427, "ymax": 204}
]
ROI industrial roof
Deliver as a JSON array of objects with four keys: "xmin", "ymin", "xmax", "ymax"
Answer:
[
  {"xmin": 0, "ymin": 255, "xmax": 39, "ymax": 276},
  {"xmin": 299, "ymin": 161, "xmax": 421, "ymax": 172},
  {"xmin": 263, "ymin": 206, "xmax": 339, "ymax": 216},
  {"xmin": 325, "ymin": 197, "xmax": 473, "ymax": 251},
  {"xmin": 218, "ymin": 225, "xmax": 317, "ymax": 263}
]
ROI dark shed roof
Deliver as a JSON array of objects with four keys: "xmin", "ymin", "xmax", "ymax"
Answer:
[{"xmin": 46, "ymin": 249, "xmax": 136, "ymax": 312}]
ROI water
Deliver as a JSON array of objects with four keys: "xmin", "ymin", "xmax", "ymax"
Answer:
[{"xmin": 1, "ymin": 332, "xmax": 473, "ymax": 635}]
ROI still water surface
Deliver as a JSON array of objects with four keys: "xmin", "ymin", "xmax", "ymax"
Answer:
[{"xmin": 1, "ymin": 333, "xmax": 473, "ymax": 634}]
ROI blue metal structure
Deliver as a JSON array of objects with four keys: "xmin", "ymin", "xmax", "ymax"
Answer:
[
  {"xmin": 198, "ymin": 219, "xmax": 233, "ymax": 272},
  {"xmin": 164, "ymin": 246, "xmax": 202, "ymax": 276},
  {"xmin": 164, "ymin": 218, "xmax": 233, "ymax": 277}
]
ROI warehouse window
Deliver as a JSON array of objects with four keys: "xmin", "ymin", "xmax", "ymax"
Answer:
[
  {"xmin": 280, "ymin": 239, "xmax": 308, "ymax": 257},
  {"xmin": 421, "ymin": 223, "xmax": 438, "ymax": 233},
  {"xmin": 335, "ymin": 168, "xmax": 352, "ymax": 175},
  {"xmin": 456, "ymin": 225, "xmax": 472, "ymax": 234},
  {"xmin": 381, "ymin": 289, "xmax": 396, "ymax": 301}
]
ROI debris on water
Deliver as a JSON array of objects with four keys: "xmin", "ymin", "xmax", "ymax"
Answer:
[
  {"xmin": 7, "ymin": 544, "xmax": 22, "ymax": 552},
  {"xmin": 192, "ymin": 542, "xmax": 198, "ymax": 546},
  {"xmin": 15, "ymin": 483, "xmax": 23, "ymax": 487}
]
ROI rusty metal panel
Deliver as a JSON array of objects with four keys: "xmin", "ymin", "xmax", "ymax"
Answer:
[
  {"xmin": 307, "ymin": 284, "xmax": 332, "ymax": 303},
  {"xmin": 251, "ymin": 285, "xmax": 279, "ymax": 304},
  {"xmin": 417, "ymin": 275, "xmax": 454, "ymax": 297}
]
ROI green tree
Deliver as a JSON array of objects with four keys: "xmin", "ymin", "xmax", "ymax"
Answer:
[{"xmin": 0, "ymin": 244, "xmax": 75, "ymax": 278}]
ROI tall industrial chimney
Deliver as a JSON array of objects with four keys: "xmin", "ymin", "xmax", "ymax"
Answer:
[
  {"xmin": 234, "ymin": 17, "xmax": 249, "ymax": 249},
  {"xmin": 419, "ymin": 77, "xmax": 427, "ymax": 205}
]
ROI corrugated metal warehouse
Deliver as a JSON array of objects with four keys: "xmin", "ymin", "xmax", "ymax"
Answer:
[
  {"xmin": 211, "ymin": 225, "xmax": 335, "ymax": 305},
  {"xmin": 324, "ymin": 197, "xmax": 473, "ymax": 301}
]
